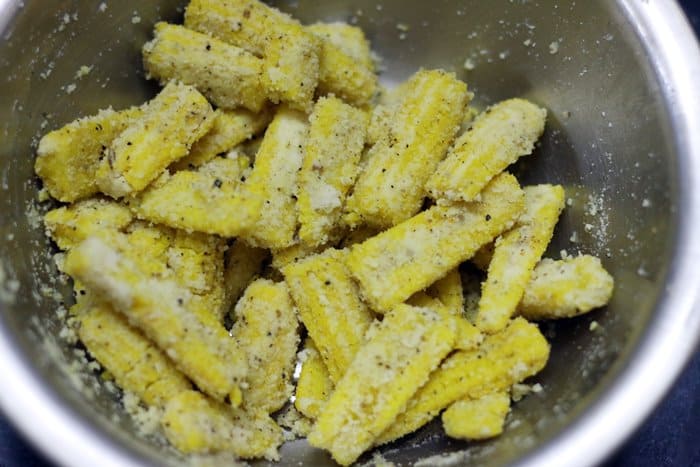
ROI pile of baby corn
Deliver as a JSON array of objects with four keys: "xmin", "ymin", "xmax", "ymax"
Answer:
[{"xmin": 34, "ymin": 0, "xmax": 614, "ymax": 465}]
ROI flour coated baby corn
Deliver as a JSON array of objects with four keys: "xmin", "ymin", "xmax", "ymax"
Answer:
[{"xmin": 442, "ymin": 392, "xmax": 511, "ymax": 440}]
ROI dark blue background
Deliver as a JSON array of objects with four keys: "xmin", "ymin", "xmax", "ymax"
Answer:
[{"xmin": 2, "ymin": 2, "xmax": 700, "ymax": 466}]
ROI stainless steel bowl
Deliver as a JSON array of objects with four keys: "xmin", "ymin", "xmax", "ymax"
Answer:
[{"xmin": 1, "ymin": 1, "xmax": 700, "ymax": 466}]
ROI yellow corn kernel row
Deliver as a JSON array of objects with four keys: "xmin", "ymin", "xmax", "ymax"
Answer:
[
  {"xmin": 130, "ymin": 156, "xmax": 252, "ymax": 237},
  {"xmin": 78, "ymin": 304, "xmax": 191, "ymax": 407},
  {"xmin": 298, "ymin": 96, "xmax": 367, "ymax": 247},
  {"xmin": 345, "ymin": 69, "xmax": 470, "ymax": 228},
  {"xmin": 477, "ymin": 184, "xmax": 566, "ymax": 333},
  {"xmin": 407, "ymin": 291, "xmax": 480, "ymax": 352},
  {"xmin": 376, "ymin": 317, "xmax": 549, "ymax": 445},
  {"xmin": 222, "ymin": 240, "xmax": 269, "ymax": 314},
  {"xmin": 426, "ymin": 270, "xmax": 484, "ymax": 350},
  {"xmin": 427, "ymin": 98, "xmax": 547, "ymax": 203},
  {"xmin": 184, "ymin": 0, "xmax": 320, "ymax": 112},
  {"xmin": 231, "ymin": 279, "xmax": 299, "ymax": 414},
  {"xmin": 347, "ymin": 172, "xmax": 525, "ymax": 312},
  {"xmin": 143, "ymin": 22, "xmax": 267, "ymax": 112},
  {"xmin": 308, "ymin": 304, "xmax": 456, "ymax": 466},
  {"xmin": 35, "ymin": 107, "xmax": 141, "ymax": 203},
  {"xmin": 295, "ymin": 339, "xmax": 333, "ymax": 420},
  {"xmin": 283, "ymin": 248, "xmax": 373, "ymax": 383},
  {"xmin": 307, "ymin": 23, "xmax": 378, "ymax": 107},
  {"xmin": 96, "ymin": 81, "xmax": 215, "ymax": 198},
  {"xmin": 271, "ymin": 238, "xmax": 334, "ymax": 271},
  {"xmin": 442, "ymin": 392, "xmax": 511, "ymax": 441},
  {"xmin": 43, "ymin": 198, "xmax": 133, "ymax": 250},
  {"xmin": 63, "ymin": 237, "xmax": 247, "ymax": 405},
  {"xmin": 173, "ymin": 108, "xmax": 272, "ymax": 170},
  {"xmin": 241, "ymin": 107, "xmax": 308, "ymax": 249},
  {"xmin": 519, "ymin": 255, "xmax": 614, "ymax": 320},
  {"xmin": 161, "ymin": 390, "xmax": 283, "ymax": 460}
]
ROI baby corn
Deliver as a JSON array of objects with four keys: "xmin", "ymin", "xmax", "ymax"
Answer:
[
  {"xmin": 345, "ymin": 69, "xmax": 470, "ymax": 228},
  {"xmin": 347, "ymin": 172, "xmax": 525, "ymax": 312},
  {"xmin": 308, "ymin": 304, "xmax": 456, "ymax": 466},
  {"xmin": 427, "ymin": 270, "xmax": 483, "ymax": 350},
  {"xmin": 519, "ymin": 256, "xmax": 614, "ymax": 320},
  {"xmin": 35, "ymin": 107, "xmax": 141, "ymax": 202},
  {"xmin": 427, "ymin": 98, "xmax": 547, "ymax": 203},
  {"xmin": 162, "ymin": 390, "xmax": 283, "ymax": 460},
  {"xmin": 477, "ymin": 184, "xmax": 565, "ymax": 333},
  {"xmin": 283, "ymin": 248, "xmax": 373, "ymax": 383},
  {"xmin": 376, "ymin": 317, "xmax": 549, "ymax": 444},
  {"xmin": 295, "ymin": 339, "xmax": 333, "ymax": 420},
  {"xmin": 442, "ymin": 392, "xmax": 511, "ymax": 440},
  {"xmin": 64, "ymin": 237, "xmax": 247, "ymax": 405},
  {"xmin": 298, "ymin": 97, "xmax": 367, "ymax": 247},
  {"xmin": 96, "ymin": 81, "xmax": 215, "ymax": 198},
  {"xmin": 143, "ymin": 22, "xmax": 267, "ymax": 112},
  {"xmin": 232, "ymin": 279, "xmax": 299, "ymax": 414},
  {"xmin": 184, "ymin": 0, "xmax": 320, "ymax": 111}
]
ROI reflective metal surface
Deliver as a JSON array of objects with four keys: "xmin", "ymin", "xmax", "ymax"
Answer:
[{"xmin": 0, "ymin": 1, "xmax": 699, "ymax": 466}]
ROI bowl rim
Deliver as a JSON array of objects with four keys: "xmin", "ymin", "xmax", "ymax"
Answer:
[{"xmin": 0, "ymin": 1, "xmax": 700, "ymax": 467}]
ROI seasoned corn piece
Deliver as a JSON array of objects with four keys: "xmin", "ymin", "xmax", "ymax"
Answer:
[
  {"xmin": 347, "ymin": 172, "xmax": 525, "ymax": 312},
  {"xmin": 64, "ymin": 237, "xmax": 247, "ymax": 404},
  {"xmin": 173, "ymin": 108, "xmax": 272, "ymax": 170},
  {"xmin": 427, "ymin": 270, "xmax": 483, "ymax": 351},
  {"xmin": 232, "ymin": 279, "xmax": 299, "ymax": 413},
  {"xmin": 376, "ymin": 318, "xmax": 549, "ymax": 444},
  {"xmin": 222, "ymin": 240, "xmax": 269, "ymax": 313},
  {"xmin": 519, "ymin": 256, "xmax": 614, "ymax": 320},
  {"xmin": 345, "ymin": 70, "xmax": 469, "ymax": 228},
  {"xmin": 427, "ymin": 98, "xmax": 547, "ymax": 203},
  {"xmin": 162, "ymin": 390, "xmax": 283, "ymax": 460},
  {"xmin": 283, "ymin": 248, "xmax": 373, "ymax": 383},
  {"xmin": 442, "ymin": 393, "xmax": 511, "ymax": 440},
  {"xmin": 308, "ymin": 23, "xmax": 378, "ymax": 107},
  {"xmin": 477, "ymin": 184, "xmax": 566, "ymax": 333},
  {"xmin": 96, "ymin": 81, "xmax": 215, "ymax": 198},
  {"xmin": 271, "ymin": 241, "xmax": 328, "ymax": 271},
  {"xmin": 308, "ymin": 304, "xmax": 456, "ymax": 466},
  {"xmin": 295, "ymin": 339, "xmax": 333, "ymax": 420},
  {"xmin": 143, "ymin": 22, "xmax": 267, "ymax": 112},
  {"xmin": 242, "ymin": 107, "xmax": 308, "ymax": 249},
  {"xmin": 35, "ymin": 107, "xmax": 141, "ymax": 202},
  {"xmin": 130, "ymin": 156, "xmax": 252, "ymax": 237},
  {"xmin": 184, "ymin": 0, "xmax": 320, "ymax": 111},
  {"xmin": 79, "ymin": 304, "xmax": 191, "ymax": 407},
  {"xmin": 44, "ymin": 198, "xmax": 133, "ymax": 251},
  {"xmin": 298, "ymin": 97, "xmax": 367, "ymax": 247}
]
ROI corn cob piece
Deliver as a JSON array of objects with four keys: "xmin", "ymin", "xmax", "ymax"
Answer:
[
  {"xmin": 63, "ymin": 237, "xmax": 247, "ymax": 405},
  {"xmin": 79, "ymin": 304, "xmax": 191, "ymax": 407},
  {"xmin": 298, "ymin": 97, "xmax": 367, "ymax": 247},
  {"xmin": 271, "ymin": 242, "xmax": 326, "ymax": 271},
  {"xmin": 34, "ymin": 107, "xmax": 142, "ymax": 203},
  {"xmin": 295, "ymin": 339, "xmax": 333, "ymax": 420},
  {"xmin": 442, "ymin": 392, "xmax": 511, "ymax": 440},
  {"xmin": 241, "ymin": 107, "xmax": 308, "ymax": 249},
  {"xmin": 344, "ymin": 69, "xmax": 469, "ymax": 228},
  {"xmin": 427, "ymin": 98, "xmax": 547, "ymax": 203},
  {"xmin": 376, "ymin": 317, "xmax": 549, "ymax": 445},
  {"xmin": 172, "ymin": 108, "xmax": 272, "ymax": 171},
  {"xmin": 308, "ymin": 304, "xmax": 456, "ymax": 466},
  {"xmin": 44, "ymin": 198, "xmax": 133, "ymax": 250},
  {"xmin": 232, "ymin": 279, "xmax": 299, "ymax": 413},
  {"xmin": 184, "ymin": 0, "xmax": 320, "ymax": 112},
  {"xmin": 519, "ymin": 255, "xmax": 614, "ymax": 320},
  {"xmin": 477, "ymin": 184, "xmax": 566, "ymax": 333},
  {"xmin": 347, "ymin": 172, "xmax": 525, "ymax": 312},
  {"xmin": 142, "ymin": 22, "xmax": 267, "ymax": 112},
  {"xmin": 130, "ymin": 156, "xmax": 252, "ymax": 237},
  {"xmin": 222, "ymin": 240, "xmax": 269, "ymax": 314},
  {"xmin": 162, "ymin": 390, "xmax": 283, "ymax": 460},
  {"xmin": 427, "ymin": 270, "xmax": 483, "ymax": 351},
  {"xmin": 283, "ymin": 248, "xmax": 373, "ymax": 383},
  {"xmin": 96, "ymin": 81, "xmax": 215, "ymax": 198},
  {"xmin": 307, "ymin": 23, "xmax": 378, "ymax": 107}
]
